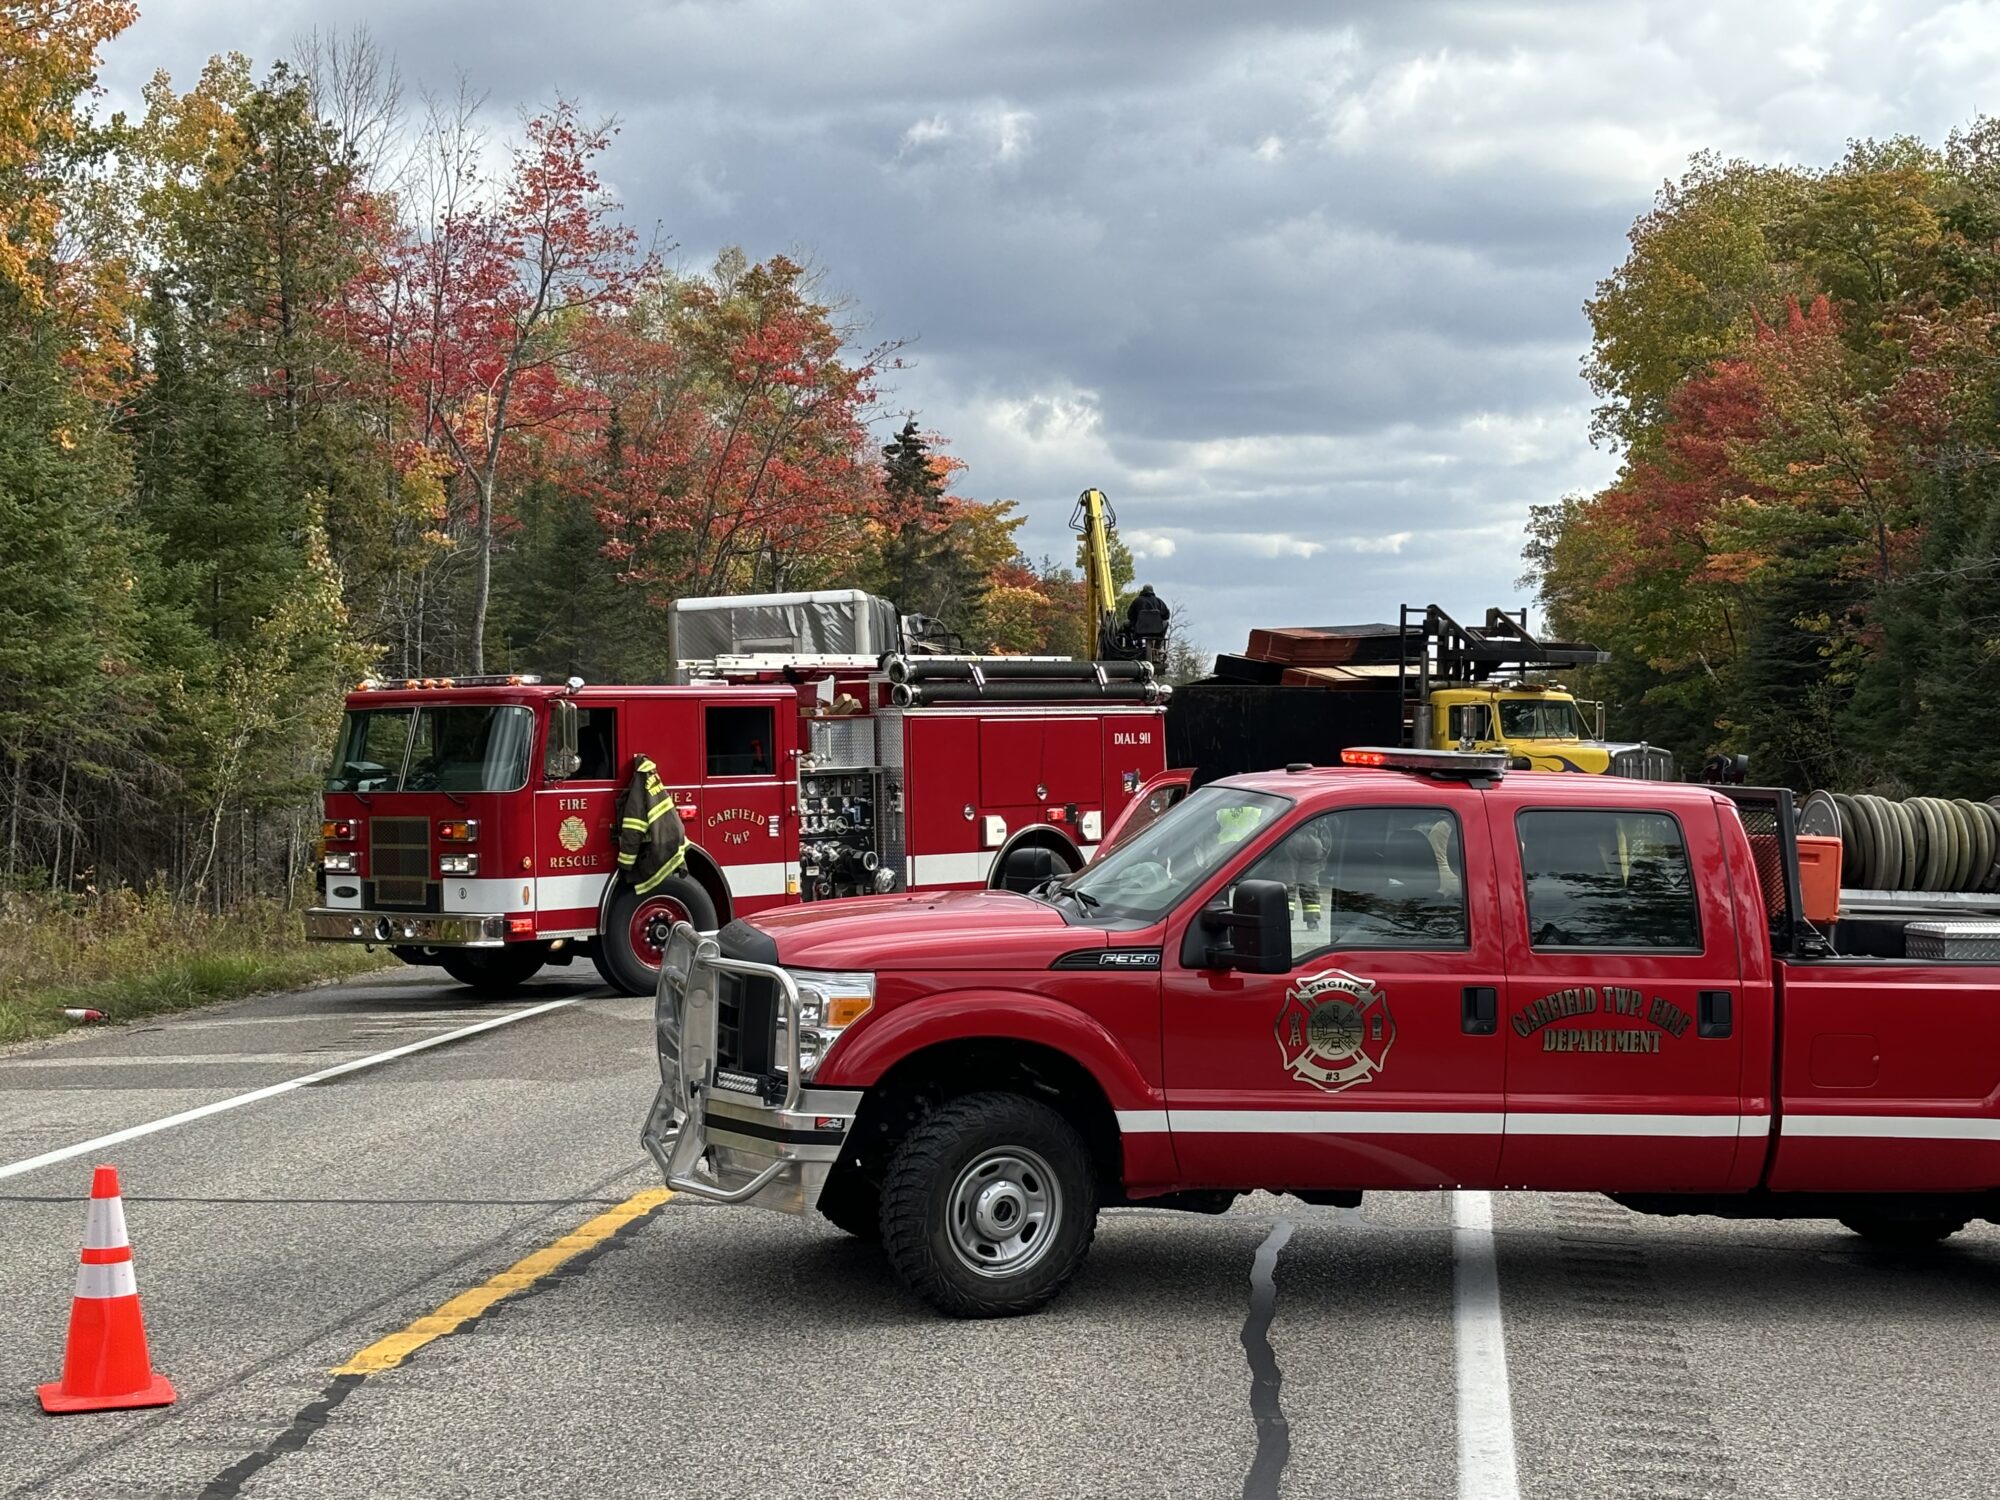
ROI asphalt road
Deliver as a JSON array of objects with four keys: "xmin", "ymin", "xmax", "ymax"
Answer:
[{"xmin": 1, "ymin": 967, "xmax": 1996, "ymax": 1499}]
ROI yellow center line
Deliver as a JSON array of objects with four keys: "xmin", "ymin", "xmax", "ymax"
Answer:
[{"xmin": 333, "ymin": 1187, "xmax": 673, "ymax": 1377}]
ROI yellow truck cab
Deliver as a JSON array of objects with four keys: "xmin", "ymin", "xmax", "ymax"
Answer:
[{"xmin": 1428, "ymin": 682, "xmax": 1629, "ymax": 774}]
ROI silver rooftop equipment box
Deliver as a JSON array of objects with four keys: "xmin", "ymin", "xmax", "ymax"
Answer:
[{"xmin": 667, "ymin": 590, "xmax": 904, "ymax": 683}]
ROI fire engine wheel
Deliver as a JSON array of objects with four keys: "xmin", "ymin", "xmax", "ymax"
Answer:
[
  {"xmin": 437, "ymin": 945, "xmax": 547, "ymax": 994},
  {"xmin": 1838, "ymin": 1213, "xmax": 1968, "ymax": 1247},
  {"xmin": 596, "ymin": 878, "xmax": 718, "ymax": 995},
  {"xmin": 880, "ymin": 1091, "xmax": 1097, "ymax": 1318}
]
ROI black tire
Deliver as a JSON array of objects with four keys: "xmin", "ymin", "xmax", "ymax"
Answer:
[
  {"xmin": 437, "ymin": 945, "xmax": 547, "ymax": 994},
  {"xmin": 880, "ymin": 1091, "xmax": 1097, "ymax": 1318},
  {"xmin": 598, "ymin": 876, "xmax": 719, "ymax": 995},
  {"xmin": 1839, "ymin": 1213, "xmax": 1968, "ymax": 1247},
  {"xmin": 816, "ymin": 1170, "xmax": 883, "ymax": 1240}
]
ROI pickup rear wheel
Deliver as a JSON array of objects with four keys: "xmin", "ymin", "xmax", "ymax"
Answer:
[
  {"xmin": 597, "ymin": 878, "xmax": 718, "ymax": 995},
  {"xmin": 881, "ymin": 1091, "xmax": 1097, "ymax": 1318},
  {"xmin": 1839, "ymin": 1213, "xmax": 1968, "ymax": 1247}
]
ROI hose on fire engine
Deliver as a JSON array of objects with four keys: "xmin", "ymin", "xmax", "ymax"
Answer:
[
  {"xmin": 890, "ymin": 679, "xmax": 1167, "ymax": 708},
  {"xmin": 885, "ymin": 656, "xmax": 1156, "ymax": 685}
]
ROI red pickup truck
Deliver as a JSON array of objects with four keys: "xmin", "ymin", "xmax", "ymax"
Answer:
[{"xmin": 645, "ymin": 747, "xmax": 2000, "ymax": 1317}]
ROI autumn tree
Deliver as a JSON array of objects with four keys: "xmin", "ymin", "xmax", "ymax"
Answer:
[{"xmin": 392, "ymin": 99, "xmax": 644, "ymax": 671}]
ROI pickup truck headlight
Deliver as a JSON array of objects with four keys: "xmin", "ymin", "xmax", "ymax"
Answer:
[{"xmin": 783, "ymin": 969, "xmax": 874, "ymax": 1081}]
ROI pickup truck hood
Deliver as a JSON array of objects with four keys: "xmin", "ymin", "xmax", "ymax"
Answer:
[{"xmin": 748, "ymin": 889, "xmax": 1104, "ymax": 972}]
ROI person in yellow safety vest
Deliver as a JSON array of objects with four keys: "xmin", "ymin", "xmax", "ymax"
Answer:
[{"xmin": 617, "ymin": 755, "xmax": 688, "ymax": 895}]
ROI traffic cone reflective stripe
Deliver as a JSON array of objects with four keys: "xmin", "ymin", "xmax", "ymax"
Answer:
[{"xmin": 38, "ymin": 1165, "xmax": 175, "ymax": 1415}]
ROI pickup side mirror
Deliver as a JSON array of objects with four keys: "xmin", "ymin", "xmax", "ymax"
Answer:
[
  {"xmin": 544, "ymin": 698, "xmax": 581, "ymax": 782},
  {"xmin": 1183, "ymin": 878, "xmax": 1292, "ymax": 974}
]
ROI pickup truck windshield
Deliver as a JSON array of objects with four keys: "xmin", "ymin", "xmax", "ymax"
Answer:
[
  {"xmin": 1499, "ymin": 699, "xmax": 1585, "ymax": 740},
  {"xmin": 1060, "ymin": 784, "xmax": 1292, "ymax": 927},
  {"xmin": 325, "ymin": 704, "xmax": 536, "ymax": 793}
]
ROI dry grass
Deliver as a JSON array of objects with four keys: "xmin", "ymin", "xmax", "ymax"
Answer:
[{"xmin": 0, "ymin": 887, "xmax": 390, "ymax": 1047}]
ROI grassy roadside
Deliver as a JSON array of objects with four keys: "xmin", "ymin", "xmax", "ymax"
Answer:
[{"xmin": 0, "ymin": 889, "xmax": 391, "ymax": 1048}]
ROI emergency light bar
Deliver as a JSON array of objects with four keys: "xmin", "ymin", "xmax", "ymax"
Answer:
[
  {"xmin": 1339, "ymin": 746, "xmax": 1510, "ymax": 780},
  {"xmin": 356, "ymin": 674, "xmax": 544, "ymax": 690}
]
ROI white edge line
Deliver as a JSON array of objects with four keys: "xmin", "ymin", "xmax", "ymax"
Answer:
[
  {"xmin": 0, "ymin": 998, "xmax": 579, "ymax": 1183},
  {"xmin": 1452, "ymin": 1189, "xmax": 1521, "ymax": 1500}
]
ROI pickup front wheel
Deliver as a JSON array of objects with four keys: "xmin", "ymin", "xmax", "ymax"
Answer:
[
  {"xmin": 1839, "ymin": 1213, "xmax": 1968, "ymax": 1247},
  {"xmin": 881, "ymin": 1092, "xmax": 1097, "ymax": 1318}
]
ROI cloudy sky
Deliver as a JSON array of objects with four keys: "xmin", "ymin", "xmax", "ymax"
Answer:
[{"xmin": 99, "ymin": 0, "xmax": 2000, "ymax": 656}]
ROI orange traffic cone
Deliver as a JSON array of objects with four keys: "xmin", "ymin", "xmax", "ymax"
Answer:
[{"xmin": 38, "ymin": 1165, "xmax": 175, "ymax": 1414}]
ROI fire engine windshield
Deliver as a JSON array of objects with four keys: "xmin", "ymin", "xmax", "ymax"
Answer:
[
  {"xmin": 325, "ymin": 705, "xmax": 536, "ymax": 793},
  {"xmin": 1057, "ymin": 785, "xmax": 1292, "ymax": 927},
  {"xmin": 1499, "ymin": 699, "xmax": 1585, "ymax": 740}
]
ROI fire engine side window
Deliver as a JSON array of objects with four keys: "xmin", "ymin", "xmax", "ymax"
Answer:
[
  {"xmin": 706, "ymin": 705, "xmax": 774, "ymax": 777},
  {"xmin": 1517, "ymin": 808, "xmax": 1700, "ymax": 951},
  {"xmin": 1241, "ymin": 807, "xmax": 1467, "ymax": 958},
  {"xmin": 574, "ymin": 708, "xmax": 617, "ymax": 781}
]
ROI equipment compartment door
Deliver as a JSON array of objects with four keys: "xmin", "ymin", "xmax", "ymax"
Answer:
[
  {"xmin": 698, "ymin": 700, "xmax": 795, "ymax": 915},
  {"xmin": 1496, "ymin": 798, "xmax": 1746, "ymax": 1190},
  {"xmin": 1162, "ymin": 798, "xmax": 1508, "ymax": 1191}
]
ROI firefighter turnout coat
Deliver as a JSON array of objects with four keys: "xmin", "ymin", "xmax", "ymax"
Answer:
[{"xmin": 617, "ymin": 755, "xmax": 689, "ymax": 894}]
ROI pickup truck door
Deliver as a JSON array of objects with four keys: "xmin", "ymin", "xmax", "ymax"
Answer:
[
  {"xmin": 1495, "ymin": 794, "xmax": 1748, "ymax": 1190},
  {"xmin": 1161, "ymin": 795, "xmax": 1509, "ymax": 1190}
]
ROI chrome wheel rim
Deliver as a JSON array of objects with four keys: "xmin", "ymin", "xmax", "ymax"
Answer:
[{"xmin": 946, "ymin": 1147, "xmax": 1060, "ymax": 1278}]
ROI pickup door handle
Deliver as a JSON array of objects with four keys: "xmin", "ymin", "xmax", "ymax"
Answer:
[
  {"xmin": 1698, "ymin": 990, "xmax": 1734, "ymax": 1039},
  {"xmin": 1461, "ymin": 986, "xmax": 1498, "ymax": 1036}
]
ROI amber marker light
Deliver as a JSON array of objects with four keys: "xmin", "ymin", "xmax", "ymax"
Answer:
[{"xmin": 826, "ymin": 995, "xmax": 873, "ymax": 1029}]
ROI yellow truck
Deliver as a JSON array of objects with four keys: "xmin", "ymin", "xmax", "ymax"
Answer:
[{"xmin": 1168, "ymin": 604, "xmax": 1675, "ymax": 782}]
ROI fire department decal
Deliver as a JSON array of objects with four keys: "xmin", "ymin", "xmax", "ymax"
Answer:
[
  {"xmin": 558, "ymin": 816, "xmax": 589, "ymax": 853},
  {"xmin": 1274, "ymin": 970, "xmax": 1395, "ymax": 1093}
]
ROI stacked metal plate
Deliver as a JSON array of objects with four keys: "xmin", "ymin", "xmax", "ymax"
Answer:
[{"xmin": 1905, "ymin": 920, "xmax": 2000, "ymax": 961}]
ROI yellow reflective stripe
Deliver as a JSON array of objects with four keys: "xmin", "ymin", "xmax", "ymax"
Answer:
[
  {"xmin": 632, "ymin": 848, "xmax": 690, "ymax": 895},
  {"xmin": 620, "ymin": 818, "xmax": 649, "ymax": 831},
  {"xmin": 645, "ymin": 800, "xmax": 677, "ymax": 824}
]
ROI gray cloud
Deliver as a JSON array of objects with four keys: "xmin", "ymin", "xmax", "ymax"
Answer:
[{"xmin": 103, "ymin": 0, "xmax": 2000, "ymax": 652}]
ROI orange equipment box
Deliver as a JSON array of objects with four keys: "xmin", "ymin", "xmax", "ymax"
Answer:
[{"xmin": 1796, "ymin": 834, "xmax": 1842, "ymax": 924}]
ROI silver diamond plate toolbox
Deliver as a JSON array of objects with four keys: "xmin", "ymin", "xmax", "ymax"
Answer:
[
  {"xmin": 1905, "ymin": 920, "xmax": 2000, "ymax": 961},
  {"xmin": 807, "ymin": 716, "xmax": 875, "ymax": 768}
]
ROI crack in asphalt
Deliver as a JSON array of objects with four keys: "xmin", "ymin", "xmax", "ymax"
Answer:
[{"xmin": 1240, "ymin": 1217, "xmax": 1297, "ymax": 1500}]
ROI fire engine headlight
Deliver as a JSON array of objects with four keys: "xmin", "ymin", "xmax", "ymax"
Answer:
[
  {"xmin": 322, "ymin": 851, "xmax": 356, "ymax": 874},
  {"xmin": 783, "ymin": 970, "xmax": 874, "ymax": 1081},
  {"xmin": 440, "ymin": 853, "xmax": 479, "ymax": 876}
]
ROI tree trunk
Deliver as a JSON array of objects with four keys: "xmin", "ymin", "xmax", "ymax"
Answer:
[{"xmin": 470, "ymin": 472, "xmax": 493, "ymax": 673}]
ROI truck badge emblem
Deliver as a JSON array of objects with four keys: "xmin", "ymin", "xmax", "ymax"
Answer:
[
  {"xmin": 558, "ymin": 816, "xmax": 588, "ymax": 852},
  {"xmin": 1274, "ymin": 970, "xmax": 1395, "ymax": 1092}
]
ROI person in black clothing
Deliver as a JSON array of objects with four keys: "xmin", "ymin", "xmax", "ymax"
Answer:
[{"xmin": 1126, "ymin": 584, "xmax": 1170, "ymax": 641}]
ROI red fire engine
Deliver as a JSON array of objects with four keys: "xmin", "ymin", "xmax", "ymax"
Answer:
[
  {"xmin": 307, "ymin": 592, "xmax": 1169, "ymax": 994},
  {"xmin": 649, "ymin": 746, "xmax": 2000, "ymax": 1317}
]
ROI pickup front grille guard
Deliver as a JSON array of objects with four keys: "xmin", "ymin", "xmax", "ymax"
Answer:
[{"xmin": 646, "ymin": 923, "xmax": 803, "ymax": 1204}]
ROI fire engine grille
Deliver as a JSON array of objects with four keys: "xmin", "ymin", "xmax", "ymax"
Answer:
[{"xmin": 369, "ymin": 817, "xmax": 431, "ymax": 908}]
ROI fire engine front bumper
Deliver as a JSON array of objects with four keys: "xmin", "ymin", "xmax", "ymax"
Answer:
[
  {"xmin": 642, "ymin": 924, "xmax": 859, "ymax": 1216},
  {"xmin": 303, "ymin": 909, "xmax": 512, "ymax": 947}
]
